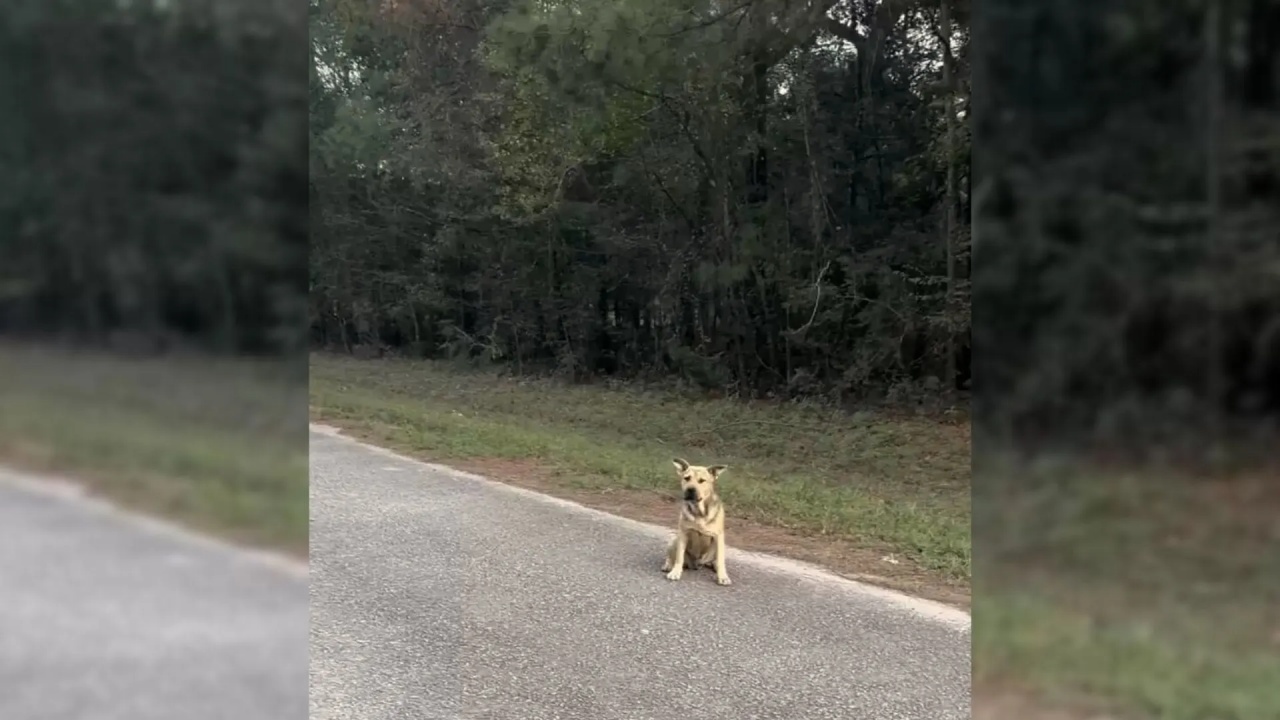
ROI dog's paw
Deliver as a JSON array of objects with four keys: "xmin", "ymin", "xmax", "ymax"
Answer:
[
  {"xmin": 665, "ymin": 568, "xmax": 683, "ymax": 581},
  {"xmin": 716, "ymin": 575, "xmax": 732, "ymax": 586}
]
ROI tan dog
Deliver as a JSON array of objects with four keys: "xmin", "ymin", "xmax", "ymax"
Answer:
[{"xmin": 661, "ymin": 458, "xmax": 731, "ymax": 586}]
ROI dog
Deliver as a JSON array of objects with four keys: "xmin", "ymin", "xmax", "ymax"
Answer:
[{"xmin": 661, "ymin": 458, "xmax": 731, "ymax": 586}]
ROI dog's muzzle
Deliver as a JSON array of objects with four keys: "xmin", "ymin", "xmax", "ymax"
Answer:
[{"xmin": 683, "ymin": 488, "xmax": 698, "ymax": 502}]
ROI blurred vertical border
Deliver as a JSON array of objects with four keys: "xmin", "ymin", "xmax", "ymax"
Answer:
[
  {"xmin": 0, "ymin": 0, "xmax": 309, "ymax": 555},
  {"xmin": 971, "ymin": 0, "xmax": 1279, "ymax": 718}
]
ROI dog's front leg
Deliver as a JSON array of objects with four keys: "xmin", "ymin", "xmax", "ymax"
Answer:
[
  {"xmin": 661, "ymin": 536, "xmax": 678, "ymax": 572},
  {"xmin": 713, "ymin": 533, "xmax": 731, "ymax": 586},
  {"xmin": 665, "ymin": 533, "xmax": 686, "ymax": 581}
]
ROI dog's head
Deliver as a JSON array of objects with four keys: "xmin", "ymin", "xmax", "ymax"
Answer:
[{"xmin": 672, "ymin": 458, "xmax": 726, "ymax": 508}]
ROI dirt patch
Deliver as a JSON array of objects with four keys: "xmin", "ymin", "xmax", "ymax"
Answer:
[
  {"xmin": 1189, "ymin": 470, "xmax": 1280, "ymax": 538},
  {"xmin": 0, "ymin": 438, "xmax": 58, "ymax": 468},
  {"xmin": 974, "ymin": 684, "xmax": 1136, "ymax": 720},
  {"xmin": 368, "ymin": 443, "xmax": 971, "ymax": 608}
]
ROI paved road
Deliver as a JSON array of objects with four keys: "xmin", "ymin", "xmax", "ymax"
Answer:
[
  {"xmin": 0, "ymin": 468, "xmax": 309, "ymax": 720},
  {"xmin": 310, "ymin": 426, "xmax": 971, "ymax": 720}
]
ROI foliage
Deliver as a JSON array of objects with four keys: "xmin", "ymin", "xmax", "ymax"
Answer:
[
  {"xmin": 973, "ymin": 0, "xmax": 1280, "ymax": 454},
  {"xmin": 0, "ymin": 0, "xmax": 308, "ymax": 355},
  {"xmin": 309, "ymin": 0, "xmax": 973, "ymax": 402}
]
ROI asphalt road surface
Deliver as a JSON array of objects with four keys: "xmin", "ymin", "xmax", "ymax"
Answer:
[
  {"xmin": 0, "ymin": 467, "xmax": 309, "ymax": 720},
  {"xmin": 310, "ymin": 426, "xmax": 971, "ymax": 720}
]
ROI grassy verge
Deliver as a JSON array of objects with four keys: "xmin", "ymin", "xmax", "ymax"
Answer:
[
  {"xmin": 973, "ymin": 460, "xmax": 1280, "ymax": 719},
  {"xmin": 310, "ymin": 353, "xmax": 971, "ymax": 591},
  {"xmin": 0, "ymin": 342, "xmax": 309, "ymax": 554}
]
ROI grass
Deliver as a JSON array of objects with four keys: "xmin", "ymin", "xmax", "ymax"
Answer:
[
  {"xmin": 973, "ymin": 458, "xmax": 1280, "ymax": 719},
  {"xmin": 309, "ymin": 352, "xmax": 972, "ymax": 582},
  {"xmin": 0, "ymin": 342, "xmax": 309, "ymax": 553}
]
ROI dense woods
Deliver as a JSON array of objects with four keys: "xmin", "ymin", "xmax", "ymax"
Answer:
[
  {"xmin": 309, "ymin": 0, "xmax": 973, "ymax": 402},
  {"xmin": 975, "ymin": 0, "xmax": 1280, "ymax": 453},
  {"xmin": 3, "ymin": 0, "xmax": 1274, "ymax": 454},
  {"xmin": 0, "ymin": 0, "xmax": 308, "ymax": 357}
]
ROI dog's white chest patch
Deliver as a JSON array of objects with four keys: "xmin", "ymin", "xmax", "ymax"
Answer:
[{"xmin": 682, "ymin": 504, "xmax": 720, "ymax": 534}]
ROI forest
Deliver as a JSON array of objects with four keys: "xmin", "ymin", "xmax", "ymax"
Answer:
[
  {"xmin": 307, "ymin": 0, "xmax": 1280, "ymax": 457},
  {"xmin": 2, "ymin": 0, "xmax": 1275, "ymax": 455},
  {"xmin": 0, "ymin": 0, "xmax": 308, "ymax": 358},
  {"xmin": 309, "ymin": 0, "xmax": 973, "ymax": 404},
  {"xmin": 975, "ymin": 0, "xmax": 1279, "ymax": 454}
]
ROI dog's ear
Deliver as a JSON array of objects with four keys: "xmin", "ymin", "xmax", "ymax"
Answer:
[
  {"xmin": 708, "ymin": 465, "xmax": 727, "ymax": 479},
  {"xmin": 672, "ymin": 458, "xmax": 690, "ymax": 473}
]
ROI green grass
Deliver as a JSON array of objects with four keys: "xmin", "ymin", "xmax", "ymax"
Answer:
[
  {"xmin": 0, "ymin": 342, "xmax": 308, "ymax": 553},
  {"xmin": 974, "ymin": 460, "xmax": 1280, "ymax": 719},
  {"xmin": 310, "ymin": 352, "xmax": 971, "ymax": 580}
]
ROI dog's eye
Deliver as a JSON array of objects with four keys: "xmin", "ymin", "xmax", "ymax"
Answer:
[{"xmin": 697, "ymin": 477, "xmax": 705, "ymax": 483}]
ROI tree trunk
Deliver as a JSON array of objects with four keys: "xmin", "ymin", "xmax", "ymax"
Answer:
[
  {"xmin": 1205, "ymin": 0, "xmax": 1224, "ymax": 440},
  {"xmin": 941, "ymin": 0, "xmax": 958, "ymax": 392}
]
